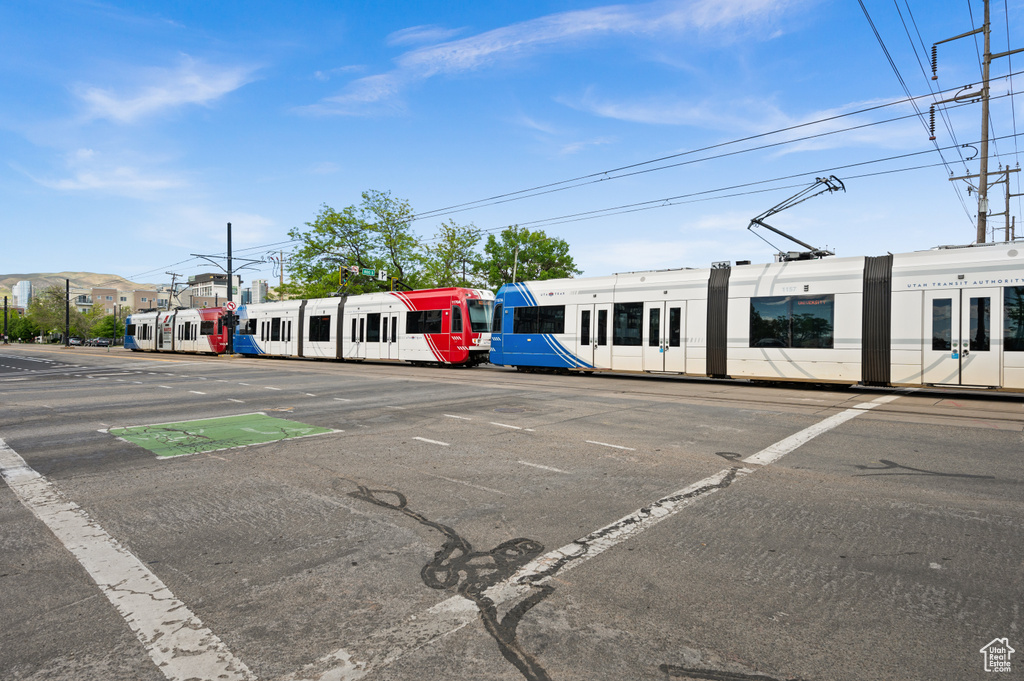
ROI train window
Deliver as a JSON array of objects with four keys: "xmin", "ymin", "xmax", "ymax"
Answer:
[
  {"xmin": 492, "ymin": 305, "xmax": 502, "ymax": 333},
  {"xmin": 367, "ymin": 313, "xmax": 381, "ymax": 342},
  {"xmin": 581, "ymin": 310, "xmax": 590, "ymax": 345},
  {"xmin": 201, "ymin": 321, "xmax": 215, "ymax": 336},
  {"xmin": 391, "ymin": 316, "xmax": 397, "ymax": 343},
  {"xmin": 241, "ymin": 319, "xmax": 256, "ymax": 335},
  {"xmin": 1005, "ymin": 286, "xmax": 1024, "ymax": 351},
  {"xmin": 969, "ymin": 297, "xmax": 990, "ymax": 352},
  {"xmin": 597, "ymin": 309, "xmax": 608, "ymax": 346},
  {"xmin": 271, "ymin": 317, "xmax": 281, "ymax": 342},
  {"xmin": 451, "ymin": 306, "xmax": 463, "ymax": 334},
  {"xmin": 669, "ymin": 308, "xmax": 681, "ymax": 347},
  {"xmin": 931, "ymin": 299, "xmax": 952, "ymax": 351},
  {"xmin": 749, "ymin": 295, "xmax": 834, "ymax": 349},
  {"xmin": 382, "ymin": 317, "xmax": 388, "ymax": 342},
  {"xmin": 351, "ymin": 318, "xmax": 357, "ymax": 343},
  {"xmin": 648, "ymin": 308, "xmax": 660, "ymax": 347},
  {"xmin": 126, "ymin": 323, "xmax": 136, "ymax": 337},
  {"xmin": 406, "ymin": 310, "xmax": 443, "ymax": 334},
  {"xmin": 286, "ymin": 321, "xmax": 292, "ymax": 342},
  {"xmin": 512, "ymin": 305, "xmax": 565, "ymax": 334},
  {"xmin": 613, "ymin": 303, "xmax": 643, "ymax": 346},
  {"xmin": 466, "ymin": 300, "xmax": 493, "ymax": 333},
  {"xmin": 359, "ymin": 318, "xmax": 365, "ymax": 343}
]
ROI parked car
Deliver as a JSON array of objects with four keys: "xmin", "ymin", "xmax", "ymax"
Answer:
[
  {"xmin": 68, "ymin": 337, "xmax": 83, "ymax": 346},
  {"xmin": 91, "ymin": 338, "xmax": 112, "ymax": 347}
]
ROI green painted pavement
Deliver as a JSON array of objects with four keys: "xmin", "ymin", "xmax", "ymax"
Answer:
[{"xmin": 109, "ymin": 413, "xmax": 337, "ymax": 458}]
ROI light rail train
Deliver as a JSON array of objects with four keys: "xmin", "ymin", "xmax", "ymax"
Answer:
[
  {"xmin": 124, "ymin": 243, "xmax": 1024, "ymax": 391},
  {"xmin": 489, "ymin": 241, "xmax": 1024, "ymax": 391},
  {"xmin": 126, "ymin": 287, "xmax": 495, "ymax": 366}
]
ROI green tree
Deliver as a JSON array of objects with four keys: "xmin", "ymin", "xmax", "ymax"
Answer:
[
  {"xmin": 286, "ymin": 190, "xmax": 424, "ymax": 297},
  {"xmin": 6, "ymin": 308, "xmax": 39, "ymax": 341},
  {"xmin": 422, "ymin": 220, "xmax": 484, "ymax": 288},
  {"xmin": 479, "ymin": 226, "xmax": 582, "ymax": 289},
  {"xmin": 28, "ymin": 284, "xmax": 87, "ymax": 340},
  {"xmin": 90, "ymin": 314, "xmax": 124, "ymax": 340}
]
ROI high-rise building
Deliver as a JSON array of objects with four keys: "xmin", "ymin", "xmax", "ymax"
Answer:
[
  {"xmin": 251, "ymin": 279, "xmax": 269, "ymax": 303},
  {"xmin": 14, "ymin": 280, "xmax": 32, "ymax": 308}
]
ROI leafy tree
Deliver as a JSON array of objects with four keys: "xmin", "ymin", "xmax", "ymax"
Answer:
[
  {"xmin": 479, "ymin": 226, "xmax": 582, "ymax": 289},
  {"xmin": 5, "ymin": 308, "xmax": 38, "ymax": 341},
  {"xmin": 90, "ymin": 314, "xmax": 123, "ymax": 339},
  {"xmin": 28, "ymin": 284, "xmax": 87, "ymax": 340},
  {"xmin": 422, "ymin": 220, "xmax": 484, "ymax": 288},
  {"xmin": 286, "ymin": 191, "xmax": 423, "ymax": 297}
]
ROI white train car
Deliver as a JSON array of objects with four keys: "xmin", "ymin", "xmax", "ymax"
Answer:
[{"xmin": 491, "ymin": 242, "xmax": 1024, "ymax": 391}]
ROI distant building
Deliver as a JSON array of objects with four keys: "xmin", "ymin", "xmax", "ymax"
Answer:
[
  {"xmin": 91, "ymin": 288, "xmax": 118, "ymax": 315},
  {"xmin": 180, "ymin": 273, "xmax": 241, "ymax": 308},
  {"xmin": 14, "ymin": 280, "xmax": 31, "ymax": 308},
  {"xmin": 250, "ymin": 279, "xmax": 269, "ymax": 304}
]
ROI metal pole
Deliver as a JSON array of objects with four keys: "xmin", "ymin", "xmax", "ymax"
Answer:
[
  {"xmin": 227, "ymin": 222, "xmax": 234, "ymax": 354},
  {"xmin": 977, "ymin": 0, "xmax": 992, "ymax": 243},
  {"xmin": 3, "ymin": 296, "xmax": 8, "ymax": 344},
  {"xmin": 65, "ymin": 279, "xmax": 70, "ymax": 347}
]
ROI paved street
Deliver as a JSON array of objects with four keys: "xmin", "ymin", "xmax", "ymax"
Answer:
[{"xmin": 1, "ymin": 345, "xmax": 1022, "ymax": 681}]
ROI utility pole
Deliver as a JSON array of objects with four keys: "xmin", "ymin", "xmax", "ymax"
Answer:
[
  {"xmin": 166, "ymin": 271, "xmax": 181, "ymax": 308},
  {"xmin": 932, "ymin": 0, "xmax": 1024, "ymax": 243},
  {"xmin": 3, "ymin": 296, "xmax": 8, "ymax": 344},
  {"xmin": 948, "ymin": 167, "xmax": 1020, "ymax": 241},
  {"xmin": 227, "ymin": 222, "xmax": 234, "ymax": 355}
]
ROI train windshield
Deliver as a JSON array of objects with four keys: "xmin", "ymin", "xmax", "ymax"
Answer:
[{"xmin": 466, "ymin": 300, "xmax": 494, "ymax": 333}]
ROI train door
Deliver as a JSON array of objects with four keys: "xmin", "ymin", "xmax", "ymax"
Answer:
[
  {"xmin": 643, "ymin": 302, "xmax": 686, "ymax": 372},
  {"xmin": 158, "ymin": 313, "xmax": 173, "ymax": 351},
  {"xmin": 586, "ymin": 304, "xmax": 612, "ymax": 369},
  {"xmin": 922, "ymin": 288, "xmax": 1000, "ymax": 387},
  {"xmin": 348, "ymin": 313, "xmax": 366, "ymax": 359},
  {"xmin": 383, "ymin": 313, "xmax": 399, "ymax": 359},
  {"xmin": 449, "ymin": 304, "xmax": 465, "ymax": 361},
  {"xmin": 365, "ymin": 312, "xmax": 382, "ymax": 360}
]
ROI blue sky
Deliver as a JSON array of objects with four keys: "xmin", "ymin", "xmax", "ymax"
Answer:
[{"xmin": 1, "ymin": 0, "xmax": 1021, "ymax": 287}]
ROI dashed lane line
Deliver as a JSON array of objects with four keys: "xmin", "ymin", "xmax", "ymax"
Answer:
[
  {"xmin": 518, "ymin": 460, "xmax": 568, "ymax": 474},
  {"xmin": 291, "ymin": 392, "xmax": 904, "ymax": 681},
  {"xmin": 490, "ymin": 422, "xmax": 535, "ymax": 432},
  {"xmin": 586, "ymin": 440, "xmax": 636, "ymax": 451},
  {"xmin": 0, "ymin": 438, "xmax": 255, "ymax": 681},
  {"xmin": 413, "ymin": 437, "xmax": 449, "ymax": 447}
]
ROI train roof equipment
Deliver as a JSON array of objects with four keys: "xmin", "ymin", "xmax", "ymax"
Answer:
[{"xmin": 747, "ymin": 175, "xmax": 845, "ymax": 262}]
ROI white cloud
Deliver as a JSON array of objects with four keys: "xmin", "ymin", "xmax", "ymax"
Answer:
[
  {"xmin": 558, "ymin": 137, "xmax": 615, "ymax": 155},
  {"xmin": 387, "ymin": 24, "xmax": 466, "ymax": 47},
  {"xmin": 140, "ymin": 205, "xmax": 275, "ymax": 250},
  {"xmin": 75, "ymin": 55, "xmax": 256, "ymax": 123},
  {"xmin": 302, "ymin": 0, "xmax": 800, "ymax": 116},
  {"xmin": 22, "ymin": 148, "xmax": 185, "ymax": 198}
]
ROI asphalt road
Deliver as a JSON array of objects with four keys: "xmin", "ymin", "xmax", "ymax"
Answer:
[{"xmin": 1, "ymin": 344, "xmax": 1022, "ymax": 681}]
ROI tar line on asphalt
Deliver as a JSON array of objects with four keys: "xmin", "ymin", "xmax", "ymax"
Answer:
[
  {"xmin": 0, "ymin": 437, "xmax": 255, "ymax": 681},
  {"xmin": 287, "ymin": 392, "xmax": 904, "ymax": 681}
]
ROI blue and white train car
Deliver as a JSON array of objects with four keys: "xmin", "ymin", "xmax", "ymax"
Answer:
[{"xmin": 491, "ymin": 242, "xmax": 1024, "ymax": 391}]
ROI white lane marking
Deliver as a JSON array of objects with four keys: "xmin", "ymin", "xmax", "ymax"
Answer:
[
  {"xmin": 265, "ymin": 386, "xmax": 282, "ymax": 391},
  {"xmin": 228, "ymin": 399, "xmax": 245, "ymax": 403},
  {"xmin": 386, "ymin": 406, "xmax": 405, "ymax": 410},
  {"xmin": 490, "ymin": 422, "xmax": 535, "ymax": 432},
  {"xmin": 0, "ymin": 438, "xmax": 255, "ymax": 681},
  {"xmin": 744, "ymin": 394, "xmax": 903, "ymax": 466},
  {"xmin": 238, "ymin": 382, "xmax": 250, "ymax": 386},
  {"xmin": 421, "ymin": 472, "xmax": 507, "ymax": 496},
  {"xmin": 306, "ymin": 393, "xmax": 317, "ymax": 397},
  {"xmin": 413, "ymin": 437, "xmax": 449, "ymax": 447},
  {"xmin": 444, "ymin": 414, "xmax": 471, "ymax": 420},
  {"xmin": 518, "ymin": 460, "xmax": 567, "ymax": 474},
  {"xmin": 158, "ymin": 385, "xmax": 173, "ymax": 389},
  {"xmin": 586, "ymin": 440, "xmax": 635, "ymax": 451},
  {"xmin": 334, "ymin": 398, "xmax": 352, "ymax": 402},
  {"xmin": 189, "ymin": 391, "xmax": 206, "ymax": 395},
  {"xmin": 297, "ymin": 391, "xmax": 906, "ymax": 681}
]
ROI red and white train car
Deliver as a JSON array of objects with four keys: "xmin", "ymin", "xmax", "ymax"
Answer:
[
  {"xmin": 234, "ymin": 287, "xmax": 494, "ymax": 365},
  {"xmin": 124, "ymin": 307, "xmax": 230, "ymax": 354}
]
